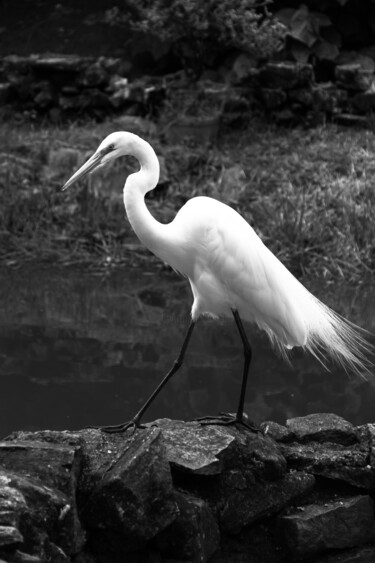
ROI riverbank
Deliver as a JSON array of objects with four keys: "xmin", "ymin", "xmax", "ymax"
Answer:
[
  {"xmin": 1, "ymin": 119, "xmax": 375, "ymax": 281},
  {"xmin": 1, "ymin": 413, "xmax": 375, "ymax": 563}
]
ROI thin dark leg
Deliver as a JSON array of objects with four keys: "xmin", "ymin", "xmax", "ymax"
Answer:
[
  {"xmin": 101, "ymin": 319, "xmax": 196, "ymax": 433},
  {"xmin": 197, "ymin": 309, "xmax": 256, "ymax": 431},
  {"xmin": 232, "ymin": 309, "xmax": 252, "ymax": 423}
]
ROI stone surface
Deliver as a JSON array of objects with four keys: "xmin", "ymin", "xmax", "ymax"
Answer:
[
  {"xmin": 260, "ymin": 421, "xmax": 292, "ymax": 442},
  {"xmin": 0, "ymin": 486, "xmax": 26, "ymax": 528},
  {"xmin": 288, "ymin": 87, "xmax": 313, "ymax": 106},
  {"xmin": 280, "ymin": 495, "xmax": 375, "ymax": 559},
  {"xmin": 219, "ymin": 470, "xmax": 315, "ymax": 534},
  {"xmin": 335, "ymin": 64, "xmax": 374, "ymax": 91},
  {"xmin": 1, "ymin": 417, "xmax": 375, "ymax": 561},
  {"xmin": 280, "ymin": 441, "xmax": 375, "ymax": 489},
  {"xmin": 260, "ymin": 62, "xmax": 314, "ymax": 90},
  {"xmin": 312, "ymin": 546, "xmax": 375, "ymax": 562},
  {"xmin": 0, "ymin": 468, "xmax": 74, "ymax": 561},
  {"xmin": 85, "ymin": 426, "xmax": 178, "ymax": 553},
  {"xmin": 333, "ymin": 113, "xmax": 369, "ymax": 127},
  {"xmin": 0, "ymin": 82, "xmax": 13, "ymax": 104},
  {"xmin": 0, "ymin": 436, "xmax": 84, "ymax": 555},
  {"xmin": 155, "ymin": 491, "xmax": 220, "ymax": 562},
  {"xmin": 352, "ymin": 90, "xmax": 375, "ymax": 112},
  {"xmin": 286, "ymin": 413, "xmax": 358, "ymax": 445},
  {"xmin": 261, "ymin": 88, "xmax": 287, "ymax": 109},
  {"xmin": 155, "ymin": 419, "xmax": 236, "ymax": 475},
  {"xmin": 312, "ymin": 83, "xmax": 348, "ymax": 113},
  {"xmin": 0, "ymin": 525, "xmax": 23, "ymax": 546}
]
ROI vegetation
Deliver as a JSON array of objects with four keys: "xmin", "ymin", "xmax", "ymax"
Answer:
[
  {"xmin": 1, "ymin": 119, "xmax": 375, "ymax": 282},
  {"xmin": 107, "ymin": 0, "xmax": 286, "ymax": 77}
]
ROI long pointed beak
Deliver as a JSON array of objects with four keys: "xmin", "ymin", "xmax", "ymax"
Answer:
[{"xmin": 61, "ymin": 148, "xmax": 107, "ymax": 191}]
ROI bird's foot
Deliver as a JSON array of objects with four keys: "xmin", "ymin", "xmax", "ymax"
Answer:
[
  {"xmin": 196, "ymin": 412, "xmax": 258, "ymax": 432},
  {"xmin": 95, "ymin": 417, "xmax": 146, "ymax": 434}
]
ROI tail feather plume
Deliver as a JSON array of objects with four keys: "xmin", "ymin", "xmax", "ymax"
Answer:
[
  {"xmin": 261, "ymin": 277, "xmax": 374, "ymax": 378},
  {"xmin": 303, "ymin": 294, "xmax": 374, "ymax": 378}
]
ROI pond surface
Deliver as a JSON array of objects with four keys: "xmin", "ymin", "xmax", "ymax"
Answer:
[{"xmin": 0, "ymin": 266, "xmax": 375, "ymax": 437}]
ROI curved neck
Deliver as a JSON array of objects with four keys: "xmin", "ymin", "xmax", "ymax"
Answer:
[{"xmin": 123, "ymin": 137, "xmax": 166, "ymax": 257}]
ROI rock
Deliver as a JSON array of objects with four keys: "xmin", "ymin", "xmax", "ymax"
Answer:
[
  {"xmin": 312, "ymin": 546, "xmax": 375, "ymax": 562},
  {"xmin": 79, "ymin": 88, "xmax": 112, "ymax": 109},
  {"xmin": 335, "ymin": 64, "xmax": 374, "ymax": 91},
  {"xmin": 85, "ymin": 426, "xmax": 178, "ymax": 554},
  {"xmin": 260, "ymin": 421, "xmax": 291, "ymax": 442},
  {"xmin": 155, "ymin": 491, "xmax": 220, "ymax": 562},
  {"xmin": 312, "ymin": 83, "xmax": 348, "ymax": 112},
  {"xmin": 336, "ymin": 51, "xmax": 375, "ymax": 72},
  {"xmin": 352, "ymin": 90, "xmax": 375, "ymax": 112},
  {"xmin": 0, "ymin": 468, "xmax": 79, "ymax": 560},
  {"xmin": 4, "ymin": 551, "xmax": 44, "ymax": 562},
  {"xmin": 280, "ymin": 441, "xmax": 375, "ymax": 489},
  {"xmin": 0, "ymin": 434, "xmax": 85, "ymax": 555},
  {"xmin": 231, "ymin": 53, "xmax": 260, "ymax": 84},
  {"xmin": 58, "ymin": 95, "xmax": 82, "ymax": 111},
  {"xmin": 0, "ymin": 486, "xmax": 27, "ymax": 527},
  {"xmin": 80, "ymin": 61, "xmax": 109, "ymax": 88},
  {"xmin": 0, "ymin": 83, "xmax": 13, "ymax": 104},
  {"xmin": 219, "ymin": 470, "xmax": 315, "ymax": 534},
  {"xmin": 156, "ymin": 419, "xmax": 236, "ymax": 475},
  {"xmin": 333, "ymin": 113, "xmax": 369, "ymax": 127},
  {"xmin": 0, "ymin": 439, "xmax": 82, "ymax": 501},
  {"xmin": 260, "ymin": 62, "xmax": 313, "ymax": 90},
  {"xmin": 28, "ymin": 54, "xmax": 94, "ymax": 73},
  {"xmin": 288, "ymin": 88, "xmax": 313, "ymax": 106},
  {"xmin": 261, "ymin": 88, "xmax": 287, "ymax": 109},
  {"xmin": 286, "ymin": 413, "xmax": 358, "ymax": 445},
  {"xmin": 2, "ymin": 419, "xmax": 375, "ymax": 561},
  {"xmin": 280, "ymin": 496, "xmax": 375, "ymax": 559},
  {"xmin": 0, "ymin": 525, "xmax": 23, "ymax": 546}
]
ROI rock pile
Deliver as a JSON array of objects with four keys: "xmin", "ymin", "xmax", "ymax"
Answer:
[
  {"xmin": 0, "ymin": 54, "xmax": 164, "ymax": 122},
  {"xmin": 0, "ymin": 413, "xmax": 375, "ymax": 562},
  {"xmin": 1, "ymin": 54, "xmax": 375, "ymax": 127}
]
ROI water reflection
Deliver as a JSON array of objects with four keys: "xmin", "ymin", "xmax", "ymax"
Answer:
[{"xmin": 0, "ymin": 266, "xmax": 374, "ymax": 437}]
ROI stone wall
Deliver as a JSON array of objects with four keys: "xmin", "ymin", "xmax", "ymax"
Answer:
[
  {"xmin": 0, "ymin": 413, "xmax": 375, "ymax": 562},
  {"xmin": 1, "ymin": 54, "xmax": 375, "ymax": 127}
]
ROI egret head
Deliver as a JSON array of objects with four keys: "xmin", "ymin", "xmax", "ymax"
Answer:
[{"xmin": 61, "ymin": 132, "xmax": 132, "ymax": 191}]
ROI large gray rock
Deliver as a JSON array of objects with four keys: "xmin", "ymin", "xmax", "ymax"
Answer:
[
  {"xmin": 273, "ymin": 414, "xmax": 375, "ymax": 490},
  {"xmin": 0, "ymin": 468, "xmax": 77, "ymax": 561},
  {"xmin": 219, "ymin": 470, "xmax": 315, "ymax": 534},
  {"xmin": 280, "ymin": 495, "xmax": 375, "ymax": 559},
  {"xmin": 260, "ymin": 62, "xmax": 313, "ymax": 90},
  {"xmin": 286, "ymin": 413, "xmax": 358, "ymax": 445},
  {"xmin": 0, "ymin": 524, "xmax": 23, "ymax": 546},
  {"xmin": 0, "ymin": 438, "xmax": 84, "ymax": 556},
  {"xmin": 155, "ymin": 491, "xmax": 220, "ymax": 562},
  {"xmin": 280, "ymin": 440, "xmax": 375, "ymax": 490},
  {"xmin": 335, "ymin": 64, "xmax": 374, "ymax": 91},
  {"xmin": 312, "ymin": 546, "xmax": 375, "ymax": 562},
  {"xmin": 2, "ymin": 417, "xmax": 375, "ymax": 561},
  {"xmin": 85, "ymin": 426, "xmax": 178, "ymax": 553}
]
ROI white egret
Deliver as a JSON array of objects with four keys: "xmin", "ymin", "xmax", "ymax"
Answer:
[{"xmin": 62, "ymin": 131, "xmax": 373, "ymax": 432}]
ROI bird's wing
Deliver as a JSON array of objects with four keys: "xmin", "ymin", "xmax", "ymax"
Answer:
[{"xmin": 188, "ymin": 198, "xmax": 307, "ymax": 348}]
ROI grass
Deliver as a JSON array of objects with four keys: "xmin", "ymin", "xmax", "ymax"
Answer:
[{"xmin": 1, "ymin": 118, "xmax": 375, "ymax": 281}]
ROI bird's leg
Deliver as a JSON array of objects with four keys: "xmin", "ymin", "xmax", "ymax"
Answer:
[
  {"xmin": 101, "ymin": 319, "xmax": 196, "ymax": 433},
  {"xmin": 232, "ymin": 309, "xmax": 254, "ymax": 426},
  {"xmin": 197, "ymin": 310, "xmax": 257, "ymax": 432}
]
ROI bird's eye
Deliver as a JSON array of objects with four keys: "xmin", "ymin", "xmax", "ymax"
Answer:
[{"xmin": 108, "ymin": 143, "xmax": 115, "ymax": 151}]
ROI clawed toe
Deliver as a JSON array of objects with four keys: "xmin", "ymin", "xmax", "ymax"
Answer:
[
  {"xmin": 196, "ymin": 412, "xmax": 258, "ymax": 432},
  {"xmin": 99, "ymin": 418, "xmax": 145, "ymax": 434}
]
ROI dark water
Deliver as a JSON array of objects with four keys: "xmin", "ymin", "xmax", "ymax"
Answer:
[{"xmin": 0, "ymin": 266, "xmax": 375, "ymax": 437}]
